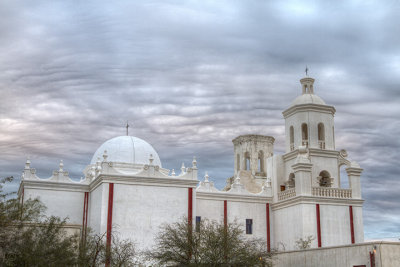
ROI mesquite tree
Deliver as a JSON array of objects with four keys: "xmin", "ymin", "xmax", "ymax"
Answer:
[{"xmin": 148, "ymin": 217, "xmax": 274, "ymax": 267}]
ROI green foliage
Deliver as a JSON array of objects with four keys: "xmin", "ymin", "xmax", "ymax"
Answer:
[
  {"xmin": 148, "ymin": 217, "xmax": 274, "ymax": 267},
  {"xmin": 1, "ymin": 176, "xmax": 139, "ymax": 266},
  {"xmin": 78, "ymin": 230, "xmax": 138, "ymax": 267},
  {"xmin": 3, "ymin": 216, "xmax": 78, "ymax": 267},
  {"xmin": 0, "ymin": 176, "xmax": 78, "ymax": 266}
]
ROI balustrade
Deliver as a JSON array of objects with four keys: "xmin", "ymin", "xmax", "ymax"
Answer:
[
  {"xmin": 312, "ymin": 187, "xmax": 352, "ymax": 198},
  {"xmin": 318, "ymin": 140, "xmax": 325, "ymax": 149},
  {"xmin": 278, "ymin": 188, "xmax": 296, "ymax": 200}
]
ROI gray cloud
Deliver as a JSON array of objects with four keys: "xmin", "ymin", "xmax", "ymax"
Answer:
[{"xmin": 0, "ymin": 0, "xmax": 399, "ymax": 240}]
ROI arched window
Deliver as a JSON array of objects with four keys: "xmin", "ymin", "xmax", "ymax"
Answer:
[
  {"xmin": 244, "ymin": 152, "xmax": 250, "ymax": 171},
  {"xmin": 290, "ymin": 126, "xmax": 294, "ymax": 151},
  {"xmin": 301, "ymin": 123, "xmax": 308, "ymax": 147},
  {"xmin": 236, "ymin": 154, "xmax": 240, "ymax": 171},
  {"xmin": 318, "ymin": 170, "xmax": 332, "ymax": 187},
  {"xmin": 258, "ymin": 151, "xmax": 265, "ymax": 174},
  {"xmin": 318, "ymin": 123, "xmax": 325, "ymax": 149}
]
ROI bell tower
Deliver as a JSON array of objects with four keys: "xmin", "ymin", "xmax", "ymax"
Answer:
[{"xmin": 283, "ymin": 76, "xmax": 336, "ymax": 153}]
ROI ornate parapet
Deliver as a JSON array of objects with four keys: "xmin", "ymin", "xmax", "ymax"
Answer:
[
  {"xmin": 278, "ymin": 188, "xmax": 296, "ymax": 200},
  {"xmin": 312, "ymin": 187, "xmax": 352, "ymax": 199}
]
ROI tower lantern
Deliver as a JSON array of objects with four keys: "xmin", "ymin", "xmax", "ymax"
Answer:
[{"xmin": 300, "ymin": 77, "xmax": 315, "ymax": 94}]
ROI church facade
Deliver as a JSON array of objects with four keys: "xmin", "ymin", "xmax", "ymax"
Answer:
[{"xmin": 18, "ymin": 76, "xmax": 364, "ymax": 253}]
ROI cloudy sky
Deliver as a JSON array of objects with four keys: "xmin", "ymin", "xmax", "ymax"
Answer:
[{"xmin": 0, "ymin": 0, "xmax": 399, "ymax": 240}]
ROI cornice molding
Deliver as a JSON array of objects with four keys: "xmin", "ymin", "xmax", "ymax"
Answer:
[
  {"xmin": 21, "ymin": 180, "xmax": 89, "ymax": 192},
  {"xmin": 89, "ymin": 174, "xmax": 198, "ymax": 191},
  {"xmin": 283, "ymin": 149, "xmax": 340, "ymax": 162},
  {"xmin": 271, "ymin": 195, "xmax": 364, "ymax": 210},
  {"xmin": 196, "ymin": 191, "xmax": 272, "ymax": 204},
  {"xmin": 282, "ymin": 104, "xmax": 336, "ymax": 118}
]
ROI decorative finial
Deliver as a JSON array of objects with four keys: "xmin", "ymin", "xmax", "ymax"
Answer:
[
  {"xmin": 234, "ymin": 175, "xmax": 241, "ymax": 185},
  {"xmin": 103, "ymin": 150, "xmax": 108, "ymax": 161},
  {"xmin": 149, "ymin": 154, "xmax": 154, "ymax": 165},
  {"xmin": 171, "ymin": 169, "xmax": 176, "ymax": 176},
  {"xmin": 192, "ymin": 156, "xmax": 197, "ymax": 168},
  {"xmin": 180, "ymin": 162, "xmax": 186, "ymax": 174},
  {"xmin": 59, "ymin": 160, "xmax": 64, "ymax": 172},
  {"xmin": 305, "ymin": 66, "xmax": 309, "ymax": 76},
  {"xmin": 25, "ymin": 157, "xmax": 31, "ymax": 170},
  {"xmin": 126, "ymin": 121, "xmax": 129, "ymax": 136},
  {"xmin": 204, "ymin": 171, "xmax": 209, "ymax": 182},
  {"xmin": 96, "ymin": 157, "xmax": 102, "ymax": 172}
]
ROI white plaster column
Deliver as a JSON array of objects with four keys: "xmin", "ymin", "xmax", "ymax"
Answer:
[
  {"xmin": 346, "ymin": 163, "xmax": 363, "ymax": 199},
  {"xmin": 292, "ymin": 147, "xmax": 313, "ymax": 196}
]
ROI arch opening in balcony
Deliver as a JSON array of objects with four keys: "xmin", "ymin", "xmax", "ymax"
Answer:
[{"xmin": 318, "ymin": 170, "xmax": 332, "ymax": 187}]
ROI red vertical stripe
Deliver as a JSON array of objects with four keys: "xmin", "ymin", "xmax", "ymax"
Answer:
[
  {"xmin": 349, "ymin": 206, "xmax": 355, "ymax": 244},
  {"xmin": 85, "ymin": 192, "xmax": 89, "ymax": 239},
  {"xmin": 106, "ymin": 183, "xmax": 114, "ymax": 267},
  {"xmin": 82, "ymin": 192, "xmax": 87, "ymax": 237},
  {"xmin": 188, "ymin": 188, "xmax": 193, "ymax": 224},
  {"xmin": 224, "ymin": 200, "xmax": 227, "ymax": 226},
  {"xmin": 266, "ymin": 203, "xmax": 271, "ymax": 252},
  {"xmin": 316, "ymin": 204, "xmax": 321, "ymax": 247},
  {"xmin": 370, "ymin": 251, "xmax": 376, "ymax": 267}
]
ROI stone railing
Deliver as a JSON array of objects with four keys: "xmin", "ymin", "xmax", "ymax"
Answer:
[
  {"xmin": 312, "ymin": 187, "xmax": 352, "ymax": 198},
  {"xmin": 278, "ymin": 188, "xmax": 296, "ymax": 201},
  {"xmin": 318, "ymin": 140, "xmax": 326, "ymax": 149}
]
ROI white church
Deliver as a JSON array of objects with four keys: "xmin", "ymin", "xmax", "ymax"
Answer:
[{"xmin": 18, "ymin": 76, "xmax": 399, "ymax": 266}]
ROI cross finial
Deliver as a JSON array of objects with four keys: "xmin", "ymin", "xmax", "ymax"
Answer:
[
  {"xmin": 305, "ymin": 66, "xmax": 309, "ymax": 76},
  {"xmin": 126, "ymin": 121, "xmax": 129, "ymax": 136}
]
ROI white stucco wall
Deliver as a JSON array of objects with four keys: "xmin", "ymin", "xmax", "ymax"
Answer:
[
  {"xmin": 275, "ymin": 241, "xmax": 400, "ymax": 267},
  {"xmin": 273, "ymin": 203, "xmax": 318, "ymax": 251},
  {"xmin": 353, "ymin": 205, "xmax": 365, "ymax": 243},
  {"xmin": 88, "ymin": 183, "xmax": 109, "ymax": 234},
  {"xmin": 196, "ymin": 198, "xmax": 224, "ymax": 223},
  {"xmin": 111, "ymin": 183, "xmax": 190, "ymax": 249},
  {"xmin": 196, "ymin": 196, "xmax": 272, "ymax": 245},
  {"xmin": 24, "ymin": 187, "xmax": 84, "ymax": 225},
  {"xmin": 320, "ymin": 204, "xmax": 351, "ymax": 246},
  {"xmin": 267, "ymin": 155, "xmax": 284, "ymax": 203},
  {"xmin": 285, "ymin": 110, "xmax": 335, "ymax": 152},
  {"xmin": 227, "ymin": 201, "xmax": 267, "ymax": 241}
]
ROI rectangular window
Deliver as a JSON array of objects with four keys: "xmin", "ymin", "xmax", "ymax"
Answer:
[
  {"xmin": 246, "ymin": 219, "xmax": 253, "ymax": 234},
  {"xmin": 195, "ymin": 216, "xmax": 201, "ymax": 232}
]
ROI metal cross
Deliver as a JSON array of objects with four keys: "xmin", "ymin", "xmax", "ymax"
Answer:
[{"xmin": 305, "ymin": 66, "xmax": 309, "ymax": 76}]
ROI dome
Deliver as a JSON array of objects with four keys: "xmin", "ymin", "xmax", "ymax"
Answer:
[
  {"xmin": 290, "ymin": 93, "xmax": 326, "ymax": 106},
  {"xmin": 90, "ymin": 136, "xmax": 162, "ymax": 167}
]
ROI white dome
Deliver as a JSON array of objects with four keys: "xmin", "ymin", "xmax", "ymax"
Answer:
[
  {"xmin": 291, "ymin": 94, "xmax": 326, "ymax": 106},
  {"xmin": 90, "ymin": 136, "xmax": 162, "ymax": 167}
]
